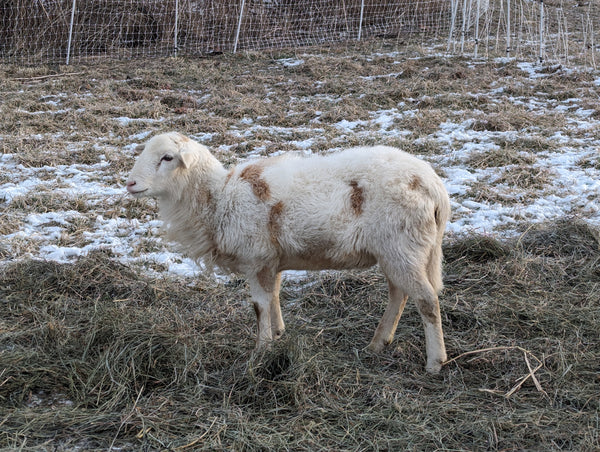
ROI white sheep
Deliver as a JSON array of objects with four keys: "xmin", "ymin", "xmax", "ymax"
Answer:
[{"xmin": 126, "ymin": 132, "xmax": 450, "ymax": 373}]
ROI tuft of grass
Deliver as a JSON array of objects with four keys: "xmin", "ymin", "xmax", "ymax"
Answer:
[
  {"xmin": 494, "ymin": 166, "xmax": 555, "ymax": 190},
  {"xmin": 464, "ymin": 182, "xmax": 520, "ymax": 205},
  {"xmin": 517, "ymin": 218, "xmax": 600, "ymax": 259},
  {"xmin": 577, "ymin": 154, "xmax": 600, "ymax": 170},
  {"xmin": 444, "ymin": 234, "xmax": 511, "ymax": 263},
  {"xmin": 471, "ymin": 115, "xmax": 514, "ymax": 132},
  {"xmin": 9, "ymin": 192, "xmax": 90, "ymax": 214},
  {"xmin": 467, "ymin": 147, "xmax": 536, "ymax": 169}
]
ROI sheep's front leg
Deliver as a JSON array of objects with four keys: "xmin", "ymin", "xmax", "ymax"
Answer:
[{"xmin": 248, "ymin": 267, "xmax": 282, "ymax": 347}]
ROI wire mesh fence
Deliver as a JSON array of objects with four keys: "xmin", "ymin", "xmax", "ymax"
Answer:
[
  {"xmin": 0, "ymin": 0, "xmax": 598, "ymax": 65},
  {"xmin": 448, "ymin": 0, "xmax": 599, "ymax": 66}
]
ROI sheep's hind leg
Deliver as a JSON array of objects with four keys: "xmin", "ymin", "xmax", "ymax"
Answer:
[
  {"xmin": 270, "ymin": 272, "xmax": 285, "ymax": 340},
  {"xmin": 367, "ymin": 279, "xmax": 408, "ymax": 353},
  {"xmin": 378, "ymin": 263, "xmax": 446, "ymax": 374},
  {"xmin": 270, "ymin": 273, "xmax": 285, "ymax": 340},
  {"xmin": 415, "ymin": 290, "xmax": 446, "ymax": 374},
  {"xmin": 406, "ymin": 271, "xmax": 446, "ymax": 374}
]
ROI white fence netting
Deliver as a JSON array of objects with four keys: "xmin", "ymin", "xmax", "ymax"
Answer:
[
  {"xmin": 0, "ymin": 0, "xmax": 598, "ymax": 65},
  {"xmin": 448, "ymin": 0, "xmax": 599, "ymax": 66},
  {"xmin": 0, "ymin": 0, "xmax": 452, "ymax": 63}
]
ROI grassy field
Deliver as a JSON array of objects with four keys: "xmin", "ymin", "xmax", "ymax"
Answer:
[{"xmin": 1, "ymin": 40, "xmax": 599, "ymax": 450}]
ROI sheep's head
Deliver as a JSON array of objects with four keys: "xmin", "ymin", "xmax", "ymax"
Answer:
[{"xmin": 126, "ymin": 132, "xmax": 202, "ymax": 199}]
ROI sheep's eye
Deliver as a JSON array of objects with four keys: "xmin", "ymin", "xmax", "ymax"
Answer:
[{"xmin": 160, "ymin": 155, "xmax": 174, "ymax": 163}]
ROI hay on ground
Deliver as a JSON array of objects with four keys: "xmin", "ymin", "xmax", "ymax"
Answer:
[{"xmin": 1, "ymin": 221, "xmax": 599, "ymax": 450}]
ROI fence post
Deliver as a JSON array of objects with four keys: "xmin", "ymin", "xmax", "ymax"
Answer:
[
  {"xmin": 593, "ymin": 21, "xmax": 597, "ymax": 69},
  {"xmin": 460, "ymin": 0, "xmax": 470, "ymax": 53},
  {"xmin": 539, "ymin": 0, "xmax": 544, "ymax": 63},
  {"xmin": 474, "ymin": 0, "xmax": 481, "ymax": 57},
  {"xmin": 233, "ymin": 0, "xmax": 246, "ymax": 53},
  {"xmin": 174, "ymin": 0, "xmax": 179, "ymax": 56},
  {"xmin": 506, "ymin": 0, "xmax": 511, "ymax": 57},
  {"xmin": 358, "ymin": 0, "xmax": 365, "ymax": 41},
  {"xmin": 447, "ymin": 0, "xmax": 459, "ymax": 53},
  {"xmin": 66, "ymin": 0, "xmax": 77, "ymax": 65}
]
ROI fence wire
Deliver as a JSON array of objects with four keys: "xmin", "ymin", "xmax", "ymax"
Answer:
[{"xmin": 0, "ymin": 0, "xmax": 598, "ymax": 66}]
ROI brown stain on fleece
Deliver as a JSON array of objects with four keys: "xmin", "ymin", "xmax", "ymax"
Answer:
[
  {"xmin": 268, "ymin": 201, "xmax": 284, "ymax": 245},
  {"xmin": 416, "ymin": 298, "xmax": 439, "ymax": 324},
  {"xmin": 198, "ymin": 187, "xmax": 212, "ymax": 205},
  {"xmin": 349, "ymin": 180, "xmax": 364, "ymax": 215},
  {"xmin": 257, "ymin": 266, "xmax": 276, "ymax": 292},
  {"xmin": 240, "ymin": 164, "xmax": 271, "ymax": 201},
  {"xmin": 409, "ymin": 175, "xmax": 422, "ymax": 191},
  {"xmin": 224, "ymin": 168, "xmax": 234, "ymax": 186}
]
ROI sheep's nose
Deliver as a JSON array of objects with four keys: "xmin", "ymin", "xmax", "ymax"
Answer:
[{"xmin": 126, "ymin": 180, "xmax": 137, "ymax": 193}]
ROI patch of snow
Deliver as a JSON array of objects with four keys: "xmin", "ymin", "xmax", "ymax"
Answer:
[
  {"xmin": 2, "ymin": 57, "xmax": 600, "ymax": 282},
  {"xmin": 278, "ymin": 58, "xmax": 305, "ymax": 67}
]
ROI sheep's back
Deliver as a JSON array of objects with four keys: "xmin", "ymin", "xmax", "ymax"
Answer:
[{"xmin": 255, "ymin": 147, "xmax": 446, "ymax": 260}]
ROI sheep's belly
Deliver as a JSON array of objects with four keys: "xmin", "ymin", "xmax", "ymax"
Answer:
[{"xmin": 280, "ymin": 251, "xmax": 377, "ymax": 272}]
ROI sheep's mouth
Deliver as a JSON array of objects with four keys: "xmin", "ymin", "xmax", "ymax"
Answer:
[{"xmin": 128, "ymin": 188, "xmax": 148, "ymax": 196}]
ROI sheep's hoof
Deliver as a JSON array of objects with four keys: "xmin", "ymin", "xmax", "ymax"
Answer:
[
  {"xmin": 366, "ymin": 340, "xmax": 384, "ymax": 353},
  {"xmin": 255, "ymin": 338, "xmax": 274, "ymax": 350},
  {"xmin": 425, "ymin": 360, "xmax": 443, "ymax": 374}
]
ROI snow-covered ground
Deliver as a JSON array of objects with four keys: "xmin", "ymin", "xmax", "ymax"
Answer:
[{"xmin": 1, "ymin": 56, "xmax": 599, "ymax": 279}]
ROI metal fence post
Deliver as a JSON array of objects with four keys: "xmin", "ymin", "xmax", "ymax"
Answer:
[
  {"xmin": 447, "ymin": 0, "xmax": 459, "ymax": 53},
  {"xmin": 233, "ymin": 0, "xmax": 246, "ymax": 53},
  {"xmin": 474, "ymin": 0, "xmax": 481, "ymax": 57},
  {"xmin": 174, "ymin": 0, "xmax": 179, "ymax": 56},
  {"xmin": 506, "ymin": 0, "xmax": 511, "ymax": 57},
  {"xmin": 66, "ymin": 0, "xmax": 77, "ymax": 65},
  {"xmin": 460, "ymin": 0, "xmax": 469, "ymax": 54},
  {"xmin": 539, "ymin": 0, "xmax": 544, "ymax": 63},
  {"xmin": 358, "ymin": 0, "xmax": 365, "ymax": 41}
]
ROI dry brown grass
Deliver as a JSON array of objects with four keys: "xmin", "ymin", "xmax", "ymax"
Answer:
[
  {"xmin": 1, "ymin": 221, "xmax": 599, "ymax": 450},
  {"xmin": 9, "ymin": 192, "xmax": 90, "ymax": 214},
  {"xmin": 467, "ymin": 148, "xmax": 536, "ymax": 169},
  {"xmin": 1, "ymin": 39, "xmax": 600, "ymax": 450},
  {"xmin": 494, "ymin": 166, "xmax": 555, "ymax": 191}
]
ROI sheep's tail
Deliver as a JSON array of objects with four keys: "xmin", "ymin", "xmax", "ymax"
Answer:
[{"xmin": 427, "ymin": 184, "xmax": 450, "ymax": 294}]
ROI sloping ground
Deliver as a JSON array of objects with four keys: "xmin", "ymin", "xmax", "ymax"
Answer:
[
  {"xmin": 1, "ymin": 47, "xmax": 599, "ymax": 277},
  {"xmin": 1, "ymin": 220, "xmax": 598, "ymax": 450},
  {"xmin": 1, "ymin": 41, "xmax": 599, "ymax": 450}
]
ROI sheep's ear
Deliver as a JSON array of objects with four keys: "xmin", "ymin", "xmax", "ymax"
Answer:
[{"xmin": 179, "ymin": 147, "xmax": 197, "ymax": 169}]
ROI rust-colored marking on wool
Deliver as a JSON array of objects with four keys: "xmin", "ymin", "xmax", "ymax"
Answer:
[
  {"xmin": 349, "ymin": 180, "xmax": 364, "ymax": 215},
  {"xmin": 416, "ymin": 298, "xmax": 439, "ymax": 324},
  {"xmin": 268, "ymin": 201, "xmax": 284, "ymax": 244},
  {"xmin": 198, "ymin": 187, "xmax": 212, "ymax": 205},
  {"xmin": 409, "ymin": 175, "xmax": 422, "ymax": 191},
  {"xmin": 240, "ymin": 164, "xmax": 271, "ymax": 201},
  {"xmin": 224, "ymin": 168, "xmax": 234, "ymax": 185},
  {"xmin": 257, "ymin": 266, "xmax": 276, "ymax": 292}
]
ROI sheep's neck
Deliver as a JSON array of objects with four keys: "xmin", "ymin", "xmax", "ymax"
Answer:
[{"xmin": 158, "ymin": 169, "xmax": 223, "ymax": 263}]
